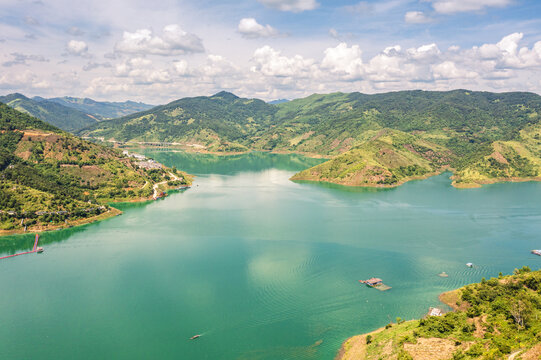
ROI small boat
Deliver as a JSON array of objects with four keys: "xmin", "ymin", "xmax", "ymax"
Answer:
[
  {"xmin": 466, "ymin": 263, "xmax": 473, "ymax": 268},
  {"xmin": 531, "ymin": 250, "xmax": 541, "ymax": 256},
  {"xmin": 189, "ymin": 335, "xmax": 201, "ymax": 340},
  {"xmin": 36, "ymin": 247, "xmax": 44, "ymax": 253}
]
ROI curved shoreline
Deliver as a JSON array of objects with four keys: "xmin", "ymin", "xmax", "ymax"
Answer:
[
  {"xmin": 335, "ymin": 289, "xmax": 459, "ymax": 360},
  {"xmin": 0, "ymin": 207, "xmax": 123, "ymax": 237}
]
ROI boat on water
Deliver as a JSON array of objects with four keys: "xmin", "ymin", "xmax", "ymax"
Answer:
[
  {"xmin": 532, "ymin": 250, "xmax": 541, "ymax": 256},
  {"xmin": 36, "ymin": 247, "xmax": 44, "ymax": 253},
  {"xmin": 189, "ymin": 334, "xmax": 201, "ymax": 340},
  {"xmin": 466, "ymin": 263, "xmax": 473, "ymax": 268}
]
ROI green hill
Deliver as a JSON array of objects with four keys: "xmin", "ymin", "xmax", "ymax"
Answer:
[
  {"xmin": 79, "ymin": 91, "xmax": 278, "ymax": 152},
  {"xmin": 0, "ymin": 103, "xmax": 191, "ymax": 233},
  {"xmin": 79, "ymin": 90, "xmax": 541, "ymax": 188},
  {"xmin": 44, "ymin": 96, "xmax": 154, "ymax": 120},
  {"xmin": 337, "ymin": 267, "xmax": 541, "ymax": 360},
  {"xmin": 0, "ymin": 93, "xmax": 98, "ymax": 132}
]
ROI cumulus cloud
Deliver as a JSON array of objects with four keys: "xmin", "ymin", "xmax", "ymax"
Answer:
[
  {"xmin": 238, "ymin": 18, "xmax": 280, "ymax": 39},
  {"xmin": 66, "ymin": 40, "xmax": 89, "ymax": 56},
  {"xmin": 0, "ymin": 70, "xmax": 49, "ymax": 90},
  {"xmin": 114, "ymin": 24, "xmax": 204, "ymax": 56},
  {"xmin": 3, "ymin": 52, "xmax": 49, "ymax": 67},
  {"xmin": 404, "ymin": 11, "xmax": 432, "ymax": 24},
  {"xmin": 322, "ymin": 43, "xmax": 364, "ymax": 79},
  {"xmin": 114, "ymin": 57, "xmax": 172, "ymax": 84},
  {"xmin": 432, "ymin": 61, "xmax": 478, "ymax": 79},
  {"xmin": 428, "ymin": 0, "xmax": 512, "ymax": 14},
  {"xmin": 251, "ymin": 46, "xmax": 317, "ymax": 77},
  {"xmin": 258, "ymin": 0, "xmax": 318, "ymax": 12}
]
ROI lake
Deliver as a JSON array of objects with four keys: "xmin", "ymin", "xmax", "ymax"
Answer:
[{"xmin": 1, "ymin": 151, "xmax": 540, "ymax": 359}]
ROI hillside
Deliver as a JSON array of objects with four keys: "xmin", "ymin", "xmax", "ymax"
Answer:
[
  {"xmin": 44, "ymin": 96, "xmax": 154, "ymax": 119},
  {"xmin": 0, "ymin": 93, "xmax": 98, "ymax": 131},
  {"xmin": 79, "ymin": 90, "xmax": 541, "ymax": 188},
  {"xmin": 0, "ymin": 103, "xmax": 191, "ymax": 234},
  {"xmin": 338, "ymin": 267, "xmax": 541, "ymax": 360},
  {"xmin": 79, "ymin": 91, "xmax": 278, "ymax": 151}
]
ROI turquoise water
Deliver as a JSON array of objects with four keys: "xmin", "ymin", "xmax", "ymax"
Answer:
[{"xmin": 1, "ymin": 151, "xmax": 540, "ymax": 360}]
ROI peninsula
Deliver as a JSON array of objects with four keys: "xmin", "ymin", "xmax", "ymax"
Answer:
[
  {"xmin": 0, "ymin": 103, "xmax": 191, "ymax": 235},
  {"xmin": 337, "ymin": 268, "xmax": 541, "ymax": 360}
]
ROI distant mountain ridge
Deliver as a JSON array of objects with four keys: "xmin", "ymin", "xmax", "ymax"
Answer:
[
  {"xmin": 79, "ymin": 89, "xmax": 541, "ymax": 188},
  {"xmin": 42, "ymin": 96, "xmax": 154, "ymax": 119},
  {"xmin": 0, "ymin": 93, "xmax": 97, "ymax": 132}
]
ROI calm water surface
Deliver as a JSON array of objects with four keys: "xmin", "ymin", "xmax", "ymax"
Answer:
[{"xmin": 1, "ymin": 151, "xmax": 540, "ymax": 359}]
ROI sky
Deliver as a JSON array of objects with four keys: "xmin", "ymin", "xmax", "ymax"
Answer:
[{"xmin": 1, "ymin": 0, "xmax": 541, "ymax": 104}]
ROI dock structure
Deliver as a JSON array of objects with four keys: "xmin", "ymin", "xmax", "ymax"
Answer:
[
  {"xmin": 0, "ymin": 234, "xmax": 42, "ymax": 260},
  {"xmin": 359, "ymin": 278, "xmax": 392, "ymax": 291}
]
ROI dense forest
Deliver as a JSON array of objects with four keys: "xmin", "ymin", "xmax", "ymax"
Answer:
[
  {"xmin": 79, "ymin": 90, "xmax": 541, "ymax": 187},
  {"xmin": 0, "ymin": 103, "xmax": 190, "ymax": 232}
]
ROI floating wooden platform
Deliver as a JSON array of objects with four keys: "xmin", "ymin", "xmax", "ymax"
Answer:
[{"xmin": 0, "ymin": 234, "xmax": 42, "ymax": 260}]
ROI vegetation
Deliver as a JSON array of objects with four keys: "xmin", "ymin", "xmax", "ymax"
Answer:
[
  {"xmin": 44, "ymin": 96, "xmax": 154, "ymax": 120},
  {"xmin": 0, "ymin": 93, "xmax": 98, "ymax": 131},
  {"xmin": 79, "ymin": 89, "xmax": 541, "ymax": 188},
  {"xmin": 339, "ymin": 268, "xmax": 541, "ymax": 360},
  {"xmin": 0, "ymin": 103, "xmax": 191, "ymax": 232}
]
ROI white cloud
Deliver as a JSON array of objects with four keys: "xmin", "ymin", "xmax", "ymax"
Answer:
[
  {"xmin": 322, "ymin": 43, "xmax": 364, "ymax": 79},
  {"xmin": 238, "ymin": 18, "xmax": 280, "ymax": 39},
  {"xmin": 66, "ymin": 26, "xmax": 84, "ymax": 36},
  {"xmin": 428, "ymin": 0, "xmax": 512, "ymax": 14},
  {"xmin": 404, "ymin": 11, "xmax": 432, "ymax": 24},
  {"xmin": 173, "ymin": 60, "xmax": 190, "ymax": 76},
  {"xmin": 66, "ymin": 40, "xmax": 89, "ymax": 56},
  {"xmin": 114, "ymin": 24, "xmax": 204, "ymax": 56},
  {"xmin": 258, "ymin": 0, "xmax": 319, "ymax": 12},
  {"xmin": 251, "ymin": 46, "xmax": 317, "ymax": 77},
  {"xmin": 432, "ymin": 61, "xmax": 478, "ymax": 79}
]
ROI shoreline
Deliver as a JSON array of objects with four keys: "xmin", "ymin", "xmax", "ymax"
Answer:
[
  {"xmin": 335, "ymin": 288, "xmax": 459, "ymax": 360},
  {"xmin": 0, "ymin": 207, "xmax": 123, "ymax": 237},
  {"xmin": 292, "ymin": 169, "xmax": 541, "ymax": 189}
]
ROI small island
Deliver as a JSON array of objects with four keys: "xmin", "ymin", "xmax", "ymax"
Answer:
[{"xmin": 337, "ymin": 267, "xmax": 541, "ymax": 360}]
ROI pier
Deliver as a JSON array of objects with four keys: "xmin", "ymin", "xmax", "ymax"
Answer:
[{"xmin": 0, "ymin": 234, "xmax": 42, "ymax": 260}]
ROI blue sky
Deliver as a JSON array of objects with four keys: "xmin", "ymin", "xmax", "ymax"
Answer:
[{"xmin": 0, "ymin": 0, "xmax": 540, "ymax": 103}]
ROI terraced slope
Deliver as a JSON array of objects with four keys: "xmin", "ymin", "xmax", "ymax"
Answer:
[{"xmin": 0, "ymin": 103, "xmax": 190, "ymax": 233}]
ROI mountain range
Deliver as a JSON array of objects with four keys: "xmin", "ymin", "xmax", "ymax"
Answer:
[
  {"xmin": 78, "ymin": 89, "xmax": 541, "ymax": 188},
  {"xmin": 0, "ymin": 93, "xmax": 153, "ymax": 132}
]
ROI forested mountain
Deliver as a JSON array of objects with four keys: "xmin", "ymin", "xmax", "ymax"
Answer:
[
  {"xmin": 0, "ymin": 104, "xmax": 190, "ymax": 232},
  {"xmin": 79, "ymin": 89, "xmax": 541, "ymax": 187},
  {"xmin": 0, "ymin": 93, "xmax": 98, "ymax": 132},
  {"xmin": 80, "ymin": 91, "xmax": 278, "ymax": 152},
  {"xmin": 43, "ymin": 96, "xmax": 154, "ymax": 119}
]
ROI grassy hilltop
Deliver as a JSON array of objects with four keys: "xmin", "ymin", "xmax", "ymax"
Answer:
[
  {"xmin": 0, "ymin": 103, "xmax": 191, "ymax": 233},
  {"xmin": 338, "ymin": 267, "xmax": 541, "ymax": 360},
  {"xmin": 78, "ymin": 90, "xmax": 541, "ymax": 188}
]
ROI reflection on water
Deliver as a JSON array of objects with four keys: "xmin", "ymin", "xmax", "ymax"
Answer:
[{"xmin": 139, "ymin": 149, "xmax": 326, "ymax": 175}]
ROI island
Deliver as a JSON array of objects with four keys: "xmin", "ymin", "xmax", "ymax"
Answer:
[{"xmin": 336, "ymin": 267, "xmax": 541, "ymax": 360}]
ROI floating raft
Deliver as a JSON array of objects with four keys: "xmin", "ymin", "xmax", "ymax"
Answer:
[
  {"xmin": 531, "ymin": 250, "xmax": 541, "ymax": 256},
  {"xmin": 359, "ymin": 278, "xmax": 392, "ymax": 291}
]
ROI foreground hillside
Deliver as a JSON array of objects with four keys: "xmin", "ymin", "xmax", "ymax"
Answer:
[
  {"xmin": 338, "ymin": 267, "xmax": 541, "ymax": 360},
  {"xmin": 0, "ymin": 93, "xmax": 98, "ymax": 131},
  {"xmin": 79, "ymin": 90, "xmax": 541, "ymax": 188},
  {"xmin": 0, "ymin": 103, "xmax": 191, "ymax": 234}
]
